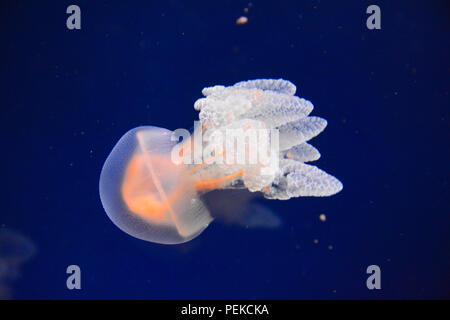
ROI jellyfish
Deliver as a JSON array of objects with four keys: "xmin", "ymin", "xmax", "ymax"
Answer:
[
  {"xmin": 0, "ymin": 228, "xmax": 36, "ymax": 299},
  {"xmin": 99, "ymin": 79, "xmax": 343, "ymax": 244}
]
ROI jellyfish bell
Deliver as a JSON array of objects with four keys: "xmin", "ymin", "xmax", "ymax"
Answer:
[{"xmin": 99, "ymin": 126, "xmax": 213, "ymax": 244}]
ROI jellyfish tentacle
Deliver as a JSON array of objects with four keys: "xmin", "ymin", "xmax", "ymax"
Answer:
[{"xmin": 195, "ymin": 170, "xmax": 244, "ymax": 191}]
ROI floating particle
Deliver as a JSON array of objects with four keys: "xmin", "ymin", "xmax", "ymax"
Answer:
[
  {"xmin": 328, "ymin": 245, "xmax": 333, "ymax": 250},
  {"xmin": 236, "ymin": 16, "xmax": 248, "ymax": 25},
  {"xmin": 243, "ymin": 8, "xmax": 248, "ymax": 14},
  {"xmin": 319, "ymin": 214, "xmax": 326, "ymax": 222},
  {"xmin": 313, "ymin": 239, "xmax": 319, "ymax": 244}
]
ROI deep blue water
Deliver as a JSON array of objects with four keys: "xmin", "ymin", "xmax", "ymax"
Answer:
[{"xmin": 0, "ymin": 1, "xmax": 448, "ymax": 299}]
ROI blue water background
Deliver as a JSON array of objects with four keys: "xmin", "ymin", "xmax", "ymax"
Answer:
[{"xmin": 0, "ymin": 1, "xmax": 449, "ymax": 299}]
